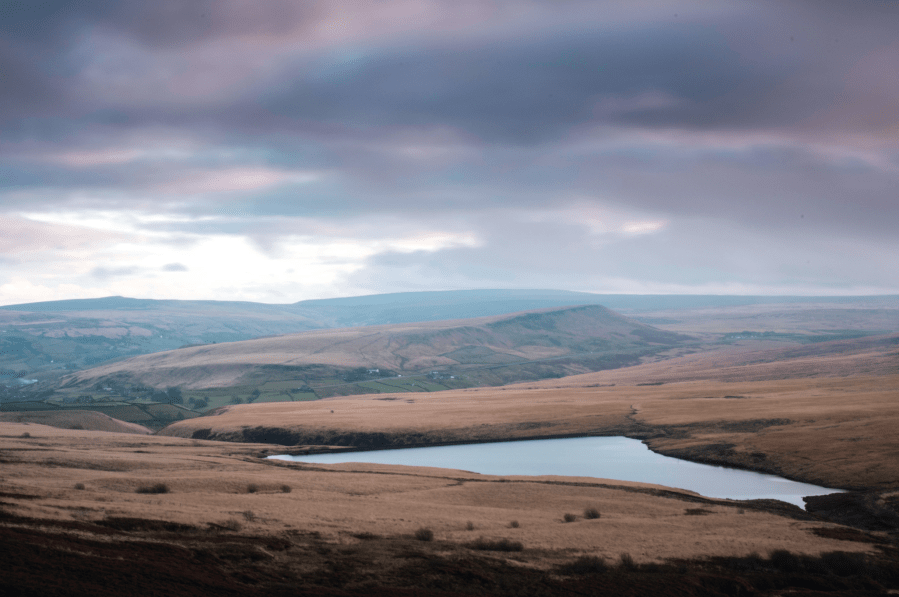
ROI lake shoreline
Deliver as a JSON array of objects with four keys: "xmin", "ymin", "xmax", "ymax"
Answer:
[
  {"xmin": 253, "ymin": 425, "xmax": 850, "ymax": 494},
  {"xmin": 264, "ymin": 435, "xmax": 847, "ymax": 511}
]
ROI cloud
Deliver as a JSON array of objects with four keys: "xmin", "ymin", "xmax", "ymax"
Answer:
[
  {"xmin": 0, "ymin": 1, "xmax": 896, "ymax": 302},
  {"xmin": 162, "ymin": 262, "xmax": 188, "ymax": 272},
  {"xmin": 90, "ymin": 266, "xmax": 141, "ymax": 279},
  {"xmin": 155, "ymin": 167, "xmax": 321, "ymax": 195},
  {"xmin": 0, "ymin": 215, "xmax": 127, "ymax": 259}
]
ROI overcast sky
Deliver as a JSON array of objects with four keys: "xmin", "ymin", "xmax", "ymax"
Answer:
[{"xmin": 2, "ymin": 0, "xmax": 897, "ymax": 305}]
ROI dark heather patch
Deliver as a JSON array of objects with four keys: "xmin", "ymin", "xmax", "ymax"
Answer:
[
  {"xmin": 96, "ymin": 517, "xmax": 199, "ymax": 533},
  {"xmin": 805, "ymin": 491, "xmax": 899, "ymax": 532},
  {"xmin": 191, "ymin": 429, "xmax": 212, "ymax": 440}
]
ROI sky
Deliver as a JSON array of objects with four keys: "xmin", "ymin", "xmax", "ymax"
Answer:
[{"xmin": 1, "ymin": 0, "xmax": 898, "ymax": 305}]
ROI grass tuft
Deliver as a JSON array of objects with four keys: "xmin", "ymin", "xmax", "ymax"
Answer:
[
  {"xmin": 583, "ymin": 507, "xmax": 601, "ymax": 519},
  {"xmin": 684, "ymin": 508, "xmax": 713, "ymax": 516},
  {"xmin": 618, "ymin": 552, "xmax": 636, "ymax": 570},
  {"xmin": 466, "ymin": 521, "xmax": 474, "ymax": 531},
  {"xmin": 135, "ymin": 483, "xmax": 170, "ymax": 494},
  {"xmin": 246, "ymin": 483, "xmax": 259, "ymax": 494},
  {"xmin": 242, "ymin": 510, "xmax": 256, "ymax": 522},
  {"xmin": 280, "ymin": 484, "xmax": 292, "ymax": 493},
  {"xmin": 221, "ymin": 518, "xmax": 242, "ymax": 532},
  {"xmin": 509, "ymin": 520, "xmax": 520, "ymax": 528},
  {"xmin": 563, "ymin": 513, "xmax": 577, "ymax": 523},
  {"xmin": 74, "ymin": 482, "xmax": 86, "ymax": 490},
  {"xmin": 414, "ymin": 527, "xmax": 434, "ymax": 541}
]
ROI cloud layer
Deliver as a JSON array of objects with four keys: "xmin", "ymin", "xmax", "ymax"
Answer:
[{"xmin": 1, "ymin": 0, "xmax": 897, "ymax": 304}]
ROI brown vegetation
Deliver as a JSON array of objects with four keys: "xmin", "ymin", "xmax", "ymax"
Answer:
[
  {"xmin": 159, "ymin": 336, "xmax": 899, "ymax": 491},
  {"xmin": 2, "ymin": 299, "xmax": 897, "ymax": 594},
  {"xmin": 0, "ymin": 410, "xmax": 152, "ymax": 434},
  {"xmin": 1, "ymin": 414, "xmax": 896, "ymax": 595}
]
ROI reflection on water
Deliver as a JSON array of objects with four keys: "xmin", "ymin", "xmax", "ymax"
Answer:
[{"xmin": 269, "ymin": 436, "xmax": 842, "ymax": 509}]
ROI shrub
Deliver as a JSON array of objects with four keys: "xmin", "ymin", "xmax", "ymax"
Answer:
[
  {"xmin": 821, "ymin": 551, "xmax": 868, "ymax": 577},
  {"xmin": 466, "ymin": 521, "xmax": 475, "ymax": 531},
  {"xmin": 242, "ymin": 510, "xmax": 256, "ymax": 522},
  {"xmin": 728, "ymin": 552, "xmax": 765, "ymax": 572},
  {"xmin": 509, "ymin": 520, "xmax": 520, "ymax": 528},
  {"xmin": 684, "ymin": 508, "xmax": 713, "ymax": 516},
  {"xmin": 135, "ymin": 483, "xmax": 170, "ymax": 494},
  {"xmin": 468, "ymin": 537, "xmax": 524, "ymax": 552},
  {"xmin": 770, "ymin": 549, "xmax": 801, "ymax": 573},
  {"xmin": 247, "ymin": 483, "xmax": 259, "ymax": 494},
  {"xmin": 221, "ymin": 518, "xmax": 242, "ymax": 532},
  {"xmin": 583, "ymin": 507, "xmax": 601, "ymax": 519},
  {"xmin": 19, "ymin": 432, "xmax": 30, "ymax": 438},
  {"xmin": 280, "ymin": 484, "xmax": 292, "ymax": 493},
  {"xmin": 414, "ymin": 527, "xmax": 434, "ymax": 541},
  {"xmin": 74, "ymin": 482, "xmax": 86, "ymax": 490},
  {"xmin": 618, "ymin": 552, "xmax": 636, "ymax": 570},
  {"xmin": 558, "ymin": 555, "xmax": 608, "ymax": 575},
  {"xmin": 563, "ymin": 513, "xmax": 577, "ymax": 523}
]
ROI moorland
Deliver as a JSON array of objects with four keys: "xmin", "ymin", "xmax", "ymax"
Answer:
[{"xmin": 1, "ymin": 291, "xmax": 898, "ymax": 595}]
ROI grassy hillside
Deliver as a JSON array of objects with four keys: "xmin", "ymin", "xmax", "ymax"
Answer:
[
  {"xmin": 4, "ymin": 291, "xmax": 894, "ymax": 385},
  {"xmin": 57, "ymin": 305, "xmax": 689, "ymax": 396},
  {"xmin": 158, "ymin": 332, "xmax": 899, "ymax": 491},
  {"xmin": 0, "ymin": 298, "xmax": 323, "ymax": 382}
]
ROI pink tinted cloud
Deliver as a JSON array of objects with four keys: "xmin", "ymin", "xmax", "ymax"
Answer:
[
  {"xmin": 154, "ymin": 167, "xmax": 321, "ymax": 195},
  {"xmin": 0, "ymin": 215, "xmax": 126, "ymax": 258}
]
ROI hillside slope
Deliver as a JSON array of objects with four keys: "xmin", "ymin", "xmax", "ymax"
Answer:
[
  {"xmin": 60, "ymin": 305, "xmax": 688, "ymax": 390},
  {"xmin": 0, "ymin": 410, "xmax": 152, "ymax": 434},
  {"xmin": 3, "ymin": 291, "xmax": 894, "ymax": 384}
]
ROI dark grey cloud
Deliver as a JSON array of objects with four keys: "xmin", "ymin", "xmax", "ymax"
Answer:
[
  {"xmin": 248, "ymin": 24, "xmax": 745, "ymax": 144},
  {"xmin": 0, "ymin": 0, "xmax": 308, "ymax": 46}
]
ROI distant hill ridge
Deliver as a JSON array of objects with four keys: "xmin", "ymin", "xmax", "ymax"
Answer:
[
  {"xmin": 4, "ymin": 290, "xmax": 896, "ymax": 313},
  {"xmin": 3, "ymin": 290, "xmax": 896, "ymax": 385},
  {"xmin": 61, "ymin": 304, "xmax": 690, "ymax": 390}
]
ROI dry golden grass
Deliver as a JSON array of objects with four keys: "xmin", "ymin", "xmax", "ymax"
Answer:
[
  {"xmin": 160, "ymin": 337, "xmax": 899, "ymax": 490},
  {"xmin": 0, "ymin": 423, "xmax": 877, "ymax": 565},
  {"xmin": 0, "ymin": 411, "xmax": 151, "ymax": 435}
]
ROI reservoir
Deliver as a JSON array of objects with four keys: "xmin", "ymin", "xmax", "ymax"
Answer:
[{"xmin": 269, "ymin": 436, "xmax": 841, "ymax": 509}]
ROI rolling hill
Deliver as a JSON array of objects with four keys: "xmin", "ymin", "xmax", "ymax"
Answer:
[
  {"xmin": 58, "ymin": 305, "xmax": 689, "ymax": 393},
  {"xmin": 2, "ymin": 290, "xmax": 894, "ymax": 385}
]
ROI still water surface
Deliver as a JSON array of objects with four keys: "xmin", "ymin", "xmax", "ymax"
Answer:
[{"xmin": 269, "ymin": 436, "xmax": 841, "ymax": 509}]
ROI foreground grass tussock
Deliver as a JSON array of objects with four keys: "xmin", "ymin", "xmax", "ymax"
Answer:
[
  {"xmin": 135, "ymin": 483, "xmax": 169, "ymax": 494},
  {"xmin": 467, "ymin": 536, "xmax": 524, "ymax": 552},
  {"xmin": 2, "ymin": 504, "xmax": 896, "ymax": 597}
]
